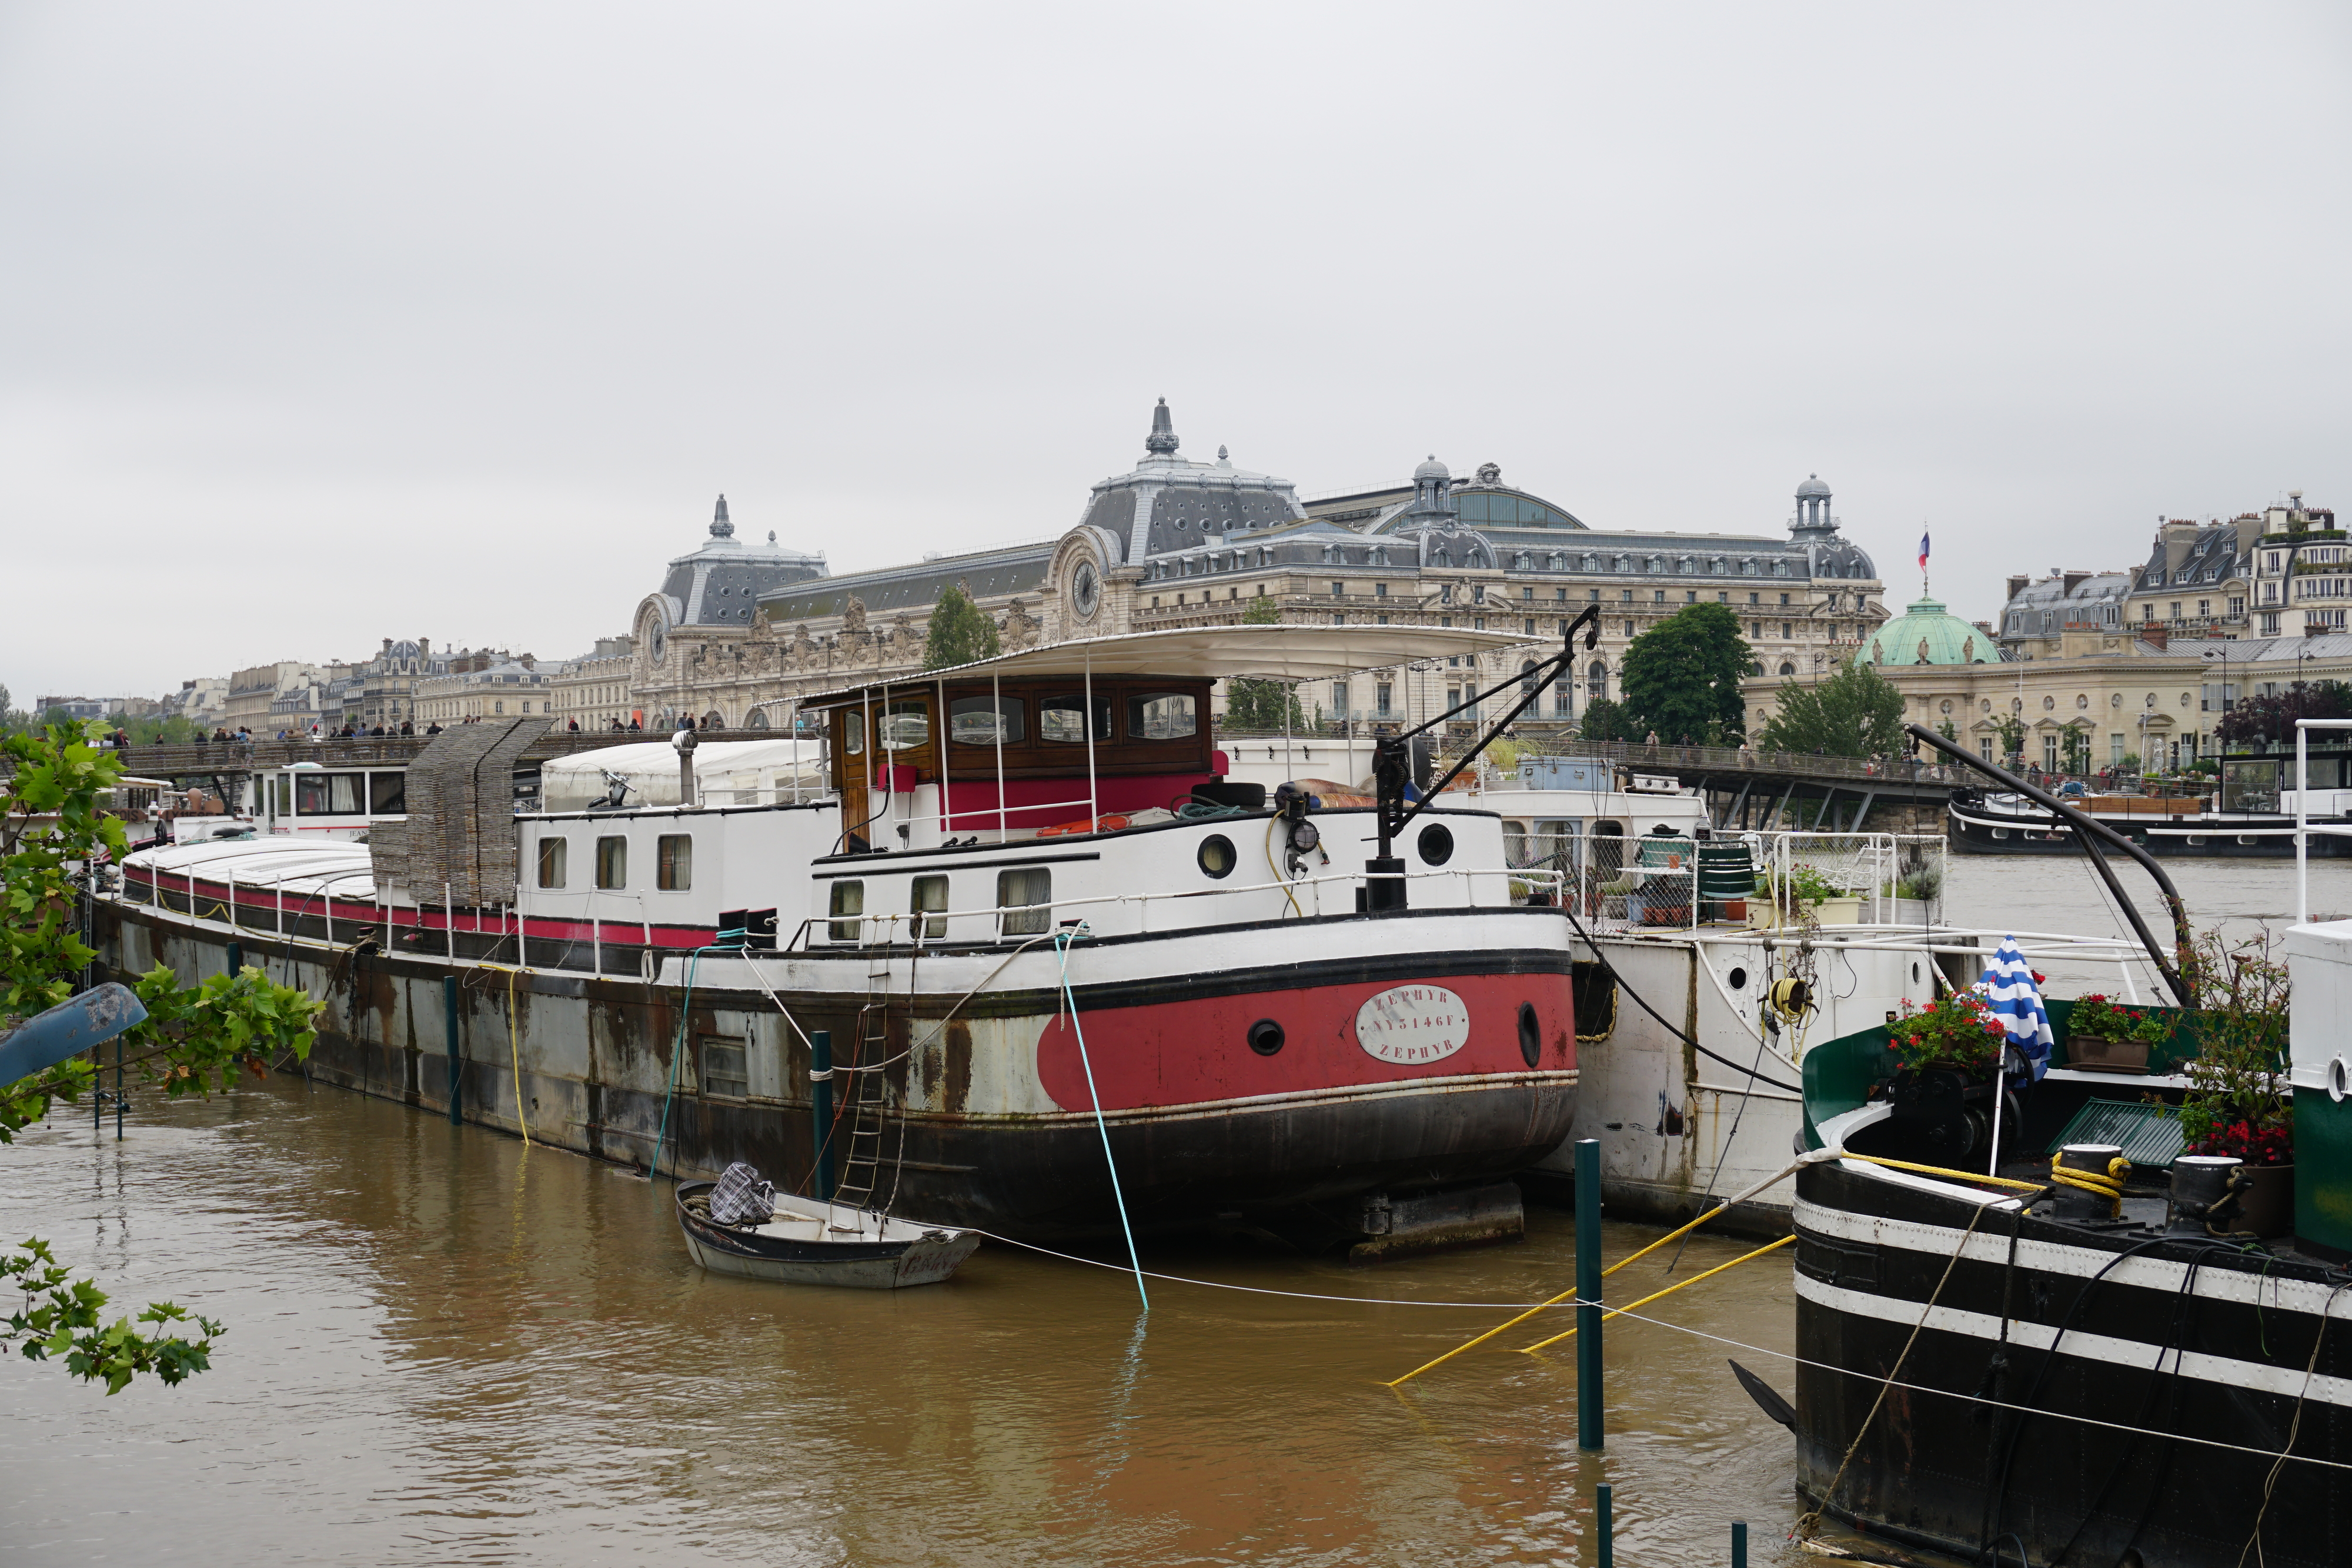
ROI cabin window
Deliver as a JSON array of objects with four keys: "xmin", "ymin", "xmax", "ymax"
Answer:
[
  {"xmin": 596, "ymin": 836, "xmax": 627, "ymax": 890},
  {"xmin": 295, "ymin": 772, "xmax": 363, "ymax": 815},
  {"xmin": 699, "ymin": 1036, "xmax": 748, "ymax": 1099},
  {"xmin": 1126, "ymin": 692, "xmax": 1197, "ymax": 740},
  {"xmin": 270, "ymin": 776, "xmax": 291, "ymax": 817},
  {"xmin": 841, "ymin": 711, "xmax": 865, "ymax": 755},
  {"xmin": 950, "ymin": 696, "xmax": 1025, "ymax": 745},
  {"xmin": 537, "ymin": 837, "xmax": 567, "ymax": 889},
  {"xmin": 880, "ymin": 700, "xmax": 930, "ymax": 751},
  {"xmin": 911, "ymin": 875, "xmax": 948, "ymax": 940},
  {"xmin": 997, "ymin": 868, "xmax": 1052, "ymax": 935},
  {"xmin": 1039, "ymin": 694, "xmax": 1112, "ymax": 744},
  {"xmin": 369, "ymin": 772, "xmax": 405, "ymax": 814},
  {"xmin": 828, "ymin": 881, "xmax": 864, "ymax": 942},
  {"xmin": 657, "ymin": 834, "xmax": 693, "ymax": 891}
]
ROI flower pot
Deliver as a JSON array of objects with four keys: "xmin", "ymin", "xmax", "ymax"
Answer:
[
  {"xmin": 1642, "ymin": 902, "xmax": 1691, "ymax": 927},
  {"xmin": 2065, "ymin": 1032, "xmax": 2150, "ymax": 1074},
  {"xmin": 2236, "ymin": 1162, "xmax": 2294, "ymax": 1238},
  {"xmin": 1815, "ymin": 895, "xmax": 1862, "ymax": 927},
  {"xmin": 1710, "ymin": 898, "xmax": 1748, "ymax": 924}
]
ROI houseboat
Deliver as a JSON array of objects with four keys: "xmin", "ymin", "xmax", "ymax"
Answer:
[
  {"xmin": 1775, "ymin": 727, "xmax": 2352, "ymax": 1566},
  {"xmin": 98, "ymin": 626, "xmax": 1581, "ymax": 1256},
  {"xmin": 1948, "ymin": 740, "xmax": 2352, "ymax": 857}
]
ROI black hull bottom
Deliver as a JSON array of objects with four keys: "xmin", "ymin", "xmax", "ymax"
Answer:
[{"xmin": 1792, "ymin": 1161, "xmax": 2351, "ymax": 1568}]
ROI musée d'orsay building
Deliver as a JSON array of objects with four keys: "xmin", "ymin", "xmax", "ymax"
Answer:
[{"xmin": 628, "ymin": 401, "xmax": 1889, "ymax": 735}]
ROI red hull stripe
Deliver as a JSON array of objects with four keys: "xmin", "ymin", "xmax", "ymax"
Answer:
[{"xmin": 1035, "ymin": 971, "xmax": 1575, "ymax": 1112}]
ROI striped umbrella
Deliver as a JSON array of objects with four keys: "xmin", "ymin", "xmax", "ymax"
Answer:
[{"xmin": 1976, "ymin": 935, "xmax": 2053, "ymax": 1081}]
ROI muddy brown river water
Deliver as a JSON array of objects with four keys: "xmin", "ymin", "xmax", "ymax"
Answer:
[{"xmin": 5, "ymin": 856, "xmax": 2343, "ymax": 1565}]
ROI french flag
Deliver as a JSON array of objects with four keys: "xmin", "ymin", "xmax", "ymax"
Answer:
[{"xmin": 1917, "ymin": 530, "xmax": 1931, "ymax": 573}]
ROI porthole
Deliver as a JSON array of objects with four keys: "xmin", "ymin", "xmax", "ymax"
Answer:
[
  {"xmin": 1727, "ymin": 967, "xmax": 1748, "ymax": 990},
  {"xmin": 1418, "ymin": 823, "xmax": 1455, "ymax": 867},
  {"xmin": 2330, "ymin": 1057, "xmax": 2348, "ymax": 1104},
  {"xmin": 1992, "ymin": 828, "xmax": 2010, "ymax": 841},
  {"xmin": 1911, "ymin": 962, "xmax": 1920, "ymax": 982},
  {"xmin": 1247, "ymin": 1018, "xmax": 1285, "ymax": 1057},
  {"xmin": 1198, "ymin": 834, "xmax": 1237, "ymax": 879},
  {"xmin": 1517, "ymin": 1002, "xmax": 1542, "ymax": 1068}
]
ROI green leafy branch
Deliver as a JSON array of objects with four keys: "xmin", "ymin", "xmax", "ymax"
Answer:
[{"xmin": 4, "ymin": 1237, "xmax": 222, "ymax": 1395}]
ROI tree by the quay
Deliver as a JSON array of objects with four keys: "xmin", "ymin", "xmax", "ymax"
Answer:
[
  {"xmin": 1224, "ymin": 595, "xmax": 1309, "ymax": 731},
  {"xmin": 921, "ymin": 582, "xmax": 1002, "ymax": 671},
  {"xmin": 3, "ymin": 721, "xmax": 323, "ymax": 1393},
  {"xmin": 2216, "ymin": 680, "xmax": 2352, "ymax": 747},
  {"xmin": 1619, "ymin": 604, "xmax": 1750, "ymax": 744},
  {"xmin": 1577, "ymin": 697, "xmax": 1643, "ymax": 743},
  {"xmin": 1755, "ymin": 657, "xmax": 1907, "ymax": 758}
]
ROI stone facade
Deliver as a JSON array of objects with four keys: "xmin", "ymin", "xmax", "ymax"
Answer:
[
  {"xmin": 547, "ymin": 637, "xmax": 637, "ymax": 733},
  {"xmin": 626, "ymin": 404, "xmax": 1892, "ymax": 738}
]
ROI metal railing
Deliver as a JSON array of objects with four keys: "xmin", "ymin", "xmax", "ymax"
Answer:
[{"xmin": 1506, "ymin": 828, "xmax": 1947, "ymax": 937}]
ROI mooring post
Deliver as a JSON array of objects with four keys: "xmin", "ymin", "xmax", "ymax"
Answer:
[
  {"xmin": 225, "ymin": 939, "xmax": 242, "ymax": 976},
  {"xmin": 1595, "ymin": 1482, "xmax": 1613, "ymax": 1568},
  {"xmin": 1732, "ymin": 1518, "xmax": 1748, "ymax": 1568},
  {"xmin": 443, "ymin": 975, "xmax": 462, "ymax": 1125},
  {"xmin": 1575, "ymin": 1135, "xmax": 1604, "ymax": 1451},
  {"xmin": 810, "ymin": 1029, "xmax": 834, "ymax": 1201},
  {"xmin": 114, "ymin": 1033, "xmax": 123, "ymax": 1141}
]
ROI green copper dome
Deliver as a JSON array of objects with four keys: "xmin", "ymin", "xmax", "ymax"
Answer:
[{"xmin": 1860, "ymin": 594, "xmax": 1998, "ymax": 667}]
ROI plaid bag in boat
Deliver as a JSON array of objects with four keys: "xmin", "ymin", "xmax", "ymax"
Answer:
[{"xmin": 709, "ymin": 1161, "xmax": 776, "ymax": 1226}]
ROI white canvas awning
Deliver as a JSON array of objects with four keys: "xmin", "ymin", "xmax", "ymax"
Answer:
[{"xmin": 799, "ymin": 624, "xmax": 1552, "ymax": 707}]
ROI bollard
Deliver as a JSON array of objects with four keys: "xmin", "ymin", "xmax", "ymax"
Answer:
[
  {"xmin": 225, "ymin": 940, "xmax": 242, "ymax": 976},
  {"xmin": 443, "ymin": 975, "xmax": 462, "ymax": 1125},
  {"xmin": 1575, "ymin": 1136, "xmax": 1604, "ymax": 1451},
  {"xmin": 1732, "ymin": 1519, "xmax": 1748, "ymax": 1568},
  {"xmin": 810, "ymin": 1029, "xmax": 835, "ymax": 1201},
  {"xmin": 1595, "ymin": 1482, "xmax": 1613, "ymax": 1568}
]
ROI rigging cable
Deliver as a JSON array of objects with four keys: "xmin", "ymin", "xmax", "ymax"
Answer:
[{"xmin": 1556, "ymin": 896, "xmax": 1803, "ymax": 1094}]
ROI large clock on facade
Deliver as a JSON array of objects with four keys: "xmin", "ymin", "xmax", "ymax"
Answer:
[{"xmin": 1072, "ymin": 560, "xmax": 1101, "ymax": 621}]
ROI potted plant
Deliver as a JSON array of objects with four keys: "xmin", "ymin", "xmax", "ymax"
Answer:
[
  {"xmin": 1882, "ymin": 991, "xmax": 2010, "ymax": 1162},
  {"xmin": 2062, "ymin": 992, "xmax": 2170, "ymax": 1074},
  {"xmin": 2176, "ymin": 931, "xmax": 2293, "ymax": 1236},
  {"xmin": 1759, "ymin": 862, "xmax": 1845, "ymax": 927}
]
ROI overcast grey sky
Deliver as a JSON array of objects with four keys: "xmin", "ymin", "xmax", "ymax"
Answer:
[{"xmin": 4, "ymin": 3, "xmax": 2347, "ymax": 702}]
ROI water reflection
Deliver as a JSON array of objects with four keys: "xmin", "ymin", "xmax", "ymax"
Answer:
[{"xmin": 2, "ymin": 1078, "xmax": 1808, "ymax": 1566}]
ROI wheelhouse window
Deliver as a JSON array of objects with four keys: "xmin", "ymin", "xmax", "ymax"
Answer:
[
  {"xmin": 911, "ymin": 875, "xmax": 948, "ymax": 941},
  {"xmin": 950, "ymin": 696, "xmax": 1025, "ymax": 745},
  {"xmin": 537, "ymin": 837, "xmax": 567, "ymax": 890},
  {"xmin": 657, "ymin": 834, "xmax": 693, "ymax": 891},
  {"xmin": 1039, "ymin": 694, "xmax": 1111, "ymax": 744},
  {"xmin": 997, "ymin": 868, "xmax": 1051, "ymax": 936},
  {"xmin": 841, "ymin": 711, "xmax": 865, "ymax": 755},
  {"xmin": 879, "ymin": 700, "xmax": 930, "ymax": 751},
  {"xmin": 1126, "ymin": 691, "xmax": 1197, "ymax": 740},
  {"xmin": 828, "ymin": 881, "xmax": 864, "ymax": 942},
  {"xmin": 369, "ymin": 772, "xmax": 405, "ymax": 814},
  {"xmin": 595, "ymin": 836, "xmax": 627, "ymax": 890},
  {"xmin": 295, "ymin": 772, "xmax": 364, "ymax": 815}
]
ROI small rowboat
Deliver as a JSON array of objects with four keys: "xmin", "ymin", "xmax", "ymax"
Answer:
[{"xmin": 674, "ymin": 1182, "xmax": 981, "ymax": 1289}]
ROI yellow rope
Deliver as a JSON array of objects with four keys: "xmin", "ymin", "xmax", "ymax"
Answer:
[
  {"xmin": 2047, "ymin": 1151, "xmax": 2130, "ymax": 1217},
  {"xmin": 1385, "ymin": 1161, "xmax": 1803, "ymax": 1386},
  {"xmin": 1518, "ymin": 1233, "xmax": 1795, "ymax": 1352},
  {"xmin": 469, "ymin": 961, "xmax": 533, "ymax": 1149},
  {"xmin": 1836, "ymin": 1152, "xmax": 2047, "ymax": 1193}
]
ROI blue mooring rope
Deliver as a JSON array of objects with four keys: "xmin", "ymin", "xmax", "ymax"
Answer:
[
  {"xmin": 1055, "ymin": 924, "xmax": 1148, "ymax": 1309},
  {"xmin": 648, "ymin": 946, "xmax": 712, "ymax": 1182}
]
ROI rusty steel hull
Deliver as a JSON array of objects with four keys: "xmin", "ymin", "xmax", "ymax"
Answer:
[{"xmin": 95, "ymin": 899, "xmax": 1577, "ymax": 1242}]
